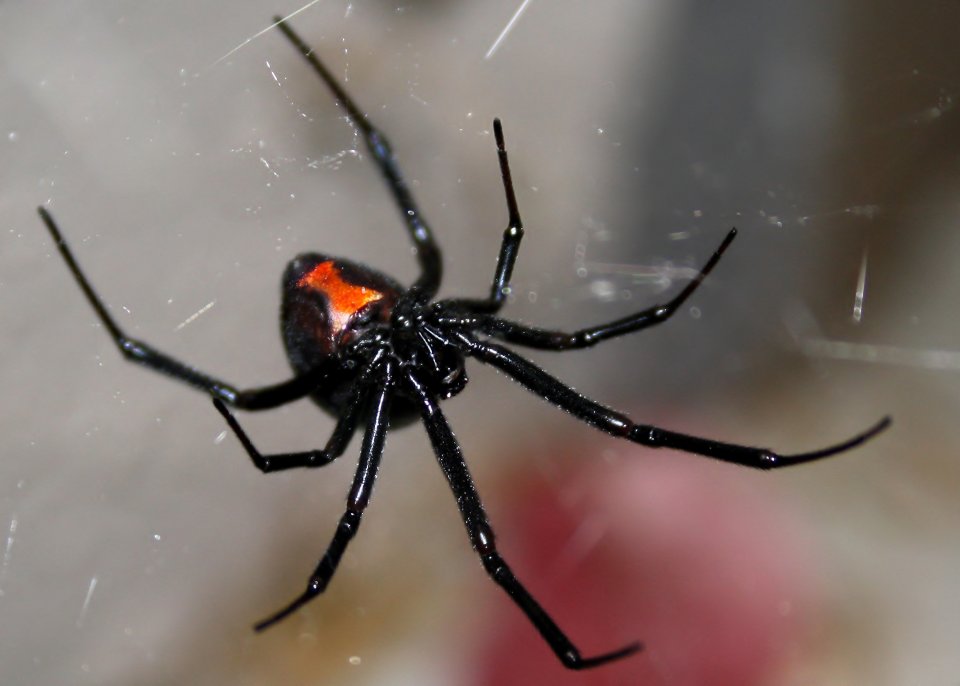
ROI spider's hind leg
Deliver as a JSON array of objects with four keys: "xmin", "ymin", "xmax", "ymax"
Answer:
[
  {"xmin": 37, "ymin": 206, "xmax": 319, "ymax": 410},
  {"xmin": 272, "ymin": 16, "xmax": 441, "ymax": 299},
  {"xmin": 442, "ymin": 119, "xmax": 524, "ymax": 315}
]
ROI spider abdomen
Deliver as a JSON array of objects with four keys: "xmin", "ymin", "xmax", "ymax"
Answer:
[{"xmin": 281, "ymin": 253, "xmax": 403, "ymax": 414}]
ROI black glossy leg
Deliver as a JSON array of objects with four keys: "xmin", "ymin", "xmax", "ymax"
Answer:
[
  {"xmin": 273, "ymin": 16, "xmax": 442, "ymax": 300},
  {"xmin": 404, "ymin": 368, "xmax": 641, "ymax": 670},
  {"xmin": 254, "ymin": 365, "xmax": 393, "ymax": 631},
  {"xmin": 457, "ymin": 333, "xmax": 891, "ymax": 469},
  {"xmin": 212, "ymin": 384, "xmax": 364, "ymax": 472},
  {"xmin": 480, "ymin": 553, "xmax": 642, "ymax": 670},
  {"xmin": 449, "ymin": 229, "xmax": 737, "ymax": 350},
  {"xmin": 442, "ymin": 118, "xmax": 524, "ymax": 314},
  {"xmin": 38, "ymin": 206, "xmax": 318, "ymax": 409}
]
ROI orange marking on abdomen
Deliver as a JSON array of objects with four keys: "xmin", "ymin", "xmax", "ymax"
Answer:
[{"xmin": 298, "ymin": 261, "xmax": 384, "ymax": 334}]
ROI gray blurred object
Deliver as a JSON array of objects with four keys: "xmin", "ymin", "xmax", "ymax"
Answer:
[
  {"xmin": 580, "ymin": 1, "xmax": 855, "ymax": 401},
  {"xmin": 602, "ymin": 2, "xmax": 960, "ymax": 685}
]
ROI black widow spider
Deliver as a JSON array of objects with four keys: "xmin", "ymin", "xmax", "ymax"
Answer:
[{"xmin": 37, "ymin": 16, "xmax": 890, "ymax": 671}]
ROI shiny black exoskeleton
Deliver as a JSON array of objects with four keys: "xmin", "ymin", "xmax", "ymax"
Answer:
[
  {"xmin": 37, "ymin": 15, "xmax": 890, "ymax": 671},
  {"xmin": 280, "ymin": 252, "xmax": 468, "ymax": 425}
]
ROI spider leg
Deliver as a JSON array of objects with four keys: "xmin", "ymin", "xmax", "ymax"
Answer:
[
  {"xmin": 254, "ymin": 362, "xmax": 393, "ymax": 631},
  {"xmin": 273, "ymin": 16, "xmax": 442, "ymax": 300},
  {"xmin": 442, "ymin": 118, "xmax": 524, "ymax": 314},
  {"xmin": 456, "ymin": 333, "xmax": 891, "ymax": 469},
  {"xmin": 38, "ymin": 206, "xmax": 320, "ymax": 410},
  {"xmin": 212, "ymin": 383, "xmax": 364, "ymax": 472},
  {"xmin": 404, "ymin": 368, "xmax": 641, "ymax": 670},
  {"xmin": 444, "ymin": 229, "xmax": 737, "ymax": 350}
]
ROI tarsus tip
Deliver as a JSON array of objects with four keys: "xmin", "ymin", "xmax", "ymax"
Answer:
[
  {"xmin": 570, "ymin": 640, "xmax": 643, "ymax": 670},
  {"xmin": 781, "ymin": 415, "xmax": 892, "ymax": 465}
]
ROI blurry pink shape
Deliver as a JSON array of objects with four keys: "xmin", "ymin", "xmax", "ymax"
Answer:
[{"xmin": 470, "ymin": 438, "xmax": 817, "ymax": 685}]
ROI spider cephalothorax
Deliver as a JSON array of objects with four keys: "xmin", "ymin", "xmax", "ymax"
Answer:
[{"xmin": 37, "ymin": 15, "xmax": 889, "ymax": 671}]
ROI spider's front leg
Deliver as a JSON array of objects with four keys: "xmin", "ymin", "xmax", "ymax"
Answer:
[
  {"xmin": 448, "ymin": 228, "xmax": 737, "ymax": 350},
  {"xmin": 404, "ymin": 368, "xmax": 641, "ymax": 670},
  {"xmin": 38, "ymin": 206, "xmax": 318, "ymax": 410},
  {"xmin": 254, "ymin": 361, "xmax": 394, "ymax": 630},
  {"xmin": 456, "ymin": 333, "xmax": 890, "ymax": 469}
]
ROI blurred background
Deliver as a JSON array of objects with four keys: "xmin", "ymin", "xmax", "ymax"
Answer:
[{"xmin": 1, "ymin": 1, "xmax": 958, "ymax": 684}]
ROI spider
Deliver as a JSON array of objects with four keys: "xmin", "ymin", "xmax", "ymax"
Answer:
[{"xmin": 37, "ymin": 16, "xmax": 890, "ymax": 671}]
